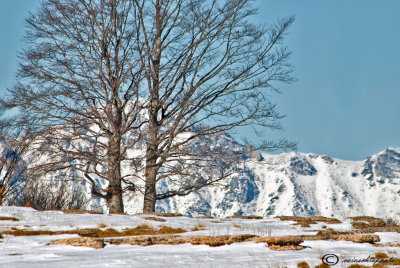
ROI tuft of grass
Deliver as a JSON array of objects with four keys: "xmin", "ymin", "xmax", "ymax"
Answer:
[
  {"xmin": 227, "ymin": 215, "xmax": 263, "ymax": 219},
  {"xmin": 350, "ymin": 216, "xmax": 386, "ymax": 228},
  {"xmin": 373, "ymin": 243, "xmax": 400, "ymax": 247},
  {"xmin": 157, "ymin": 225, "xmax": 187, "ymax": 235},
  {"xmin": 139, "ymin": 212, "xmax": 183, "ymax": 217},
  {"xmin": 233, "ymin": 224, "xmax": 241, "ymax": 228},
  {"xmin": 191, "ymin": 224, "xmax": 207, "ymax": 232},
  {"xmin": 351, "ymin": 221, "xmax": 371, "ymax": 229},
  {"xmin": 348, "ymin": 265, "xmax": 369, "ymax": 268},
  {"xmin": 297, "ymin": 261, "xmax": 310, "ymax": 268},
  {"xmin": 61, "ymin": 209, "xmax": 102, "ymax": 215},
  {"xmin": 0, "ymin": 217, "xmax": 20, "ymax": 221},
  {"xmin": 276, "ymin": 216, "xmax": 341, "ymax": 227},
  {"xmin": 372, "ymin": 256, "xmax": 400, "ymax": 267},
  {"xmin": 268, "ymin": 244, "xmax": 303, "ymax": 251},
  {"xmin": 47, "ymin": 237, "xmax": 105, "ymax": 249},
  {"xmin": 314, "ymin": 263, "xmax": 330, "ymax": 268},
  {"xmin": 253, "ymin": 236, "xmax": 304, "ymax": 246},
  {"xmin": 372, "ymin": 252, "xmax": 389, "ymax": 259},
  {"xmin": 195, "ymin": 216, "xmax": 214, "ymax": 219},
  {"xmin": 143, "ymin": 217, "xmax": 166, "ymax": 222},
  {"xmin": 2, "ymin": 229, "xmax": 61, "ymax": 236},
  {"xmin": 98, "ymin": 223, "xmax": 107, "ymax": 228},
  {"xmin": 310, "ymin": 230, "xmax": 380, "ymax": 244}
]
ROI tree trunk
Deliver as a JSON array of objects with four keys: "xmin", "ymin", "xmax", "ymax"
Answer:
[
  {"xmin": 143, "ymin": 0, "xmax": 162, "ymax": 213},
  {"xmin": 106, "ymin": 116, "xmax": 124, "ymax": 214},
  {"xmin": 143, "ymin": 116, "xmax": 159, "ymax": 213},
  {"xmin": 106, "ymin": 165, "xmax": 123, "ymax": 214}
]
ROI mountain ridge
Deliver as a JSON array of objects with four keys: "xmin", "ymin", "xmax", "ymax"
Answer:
[{"xmin": 150, "ymin": 147, "xmax": 400, "ymax": 221}]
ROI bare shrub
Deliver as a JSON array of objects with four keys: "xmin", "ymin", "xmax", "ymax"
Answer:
[{"xmin": 7, "ymin": 179, "xmax": 89, "ymax": 211}]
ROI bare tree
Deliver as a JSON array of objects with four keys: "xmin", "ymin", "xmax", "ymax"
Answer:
[
  {"xmin": 0, "ymin": 0, "xmax": 146, "ymax": 213},
  {"xmin": 0, "ymin": 127, "xmax": 30, "ymax": 206},
  {"xmin": 131, "ymin": 0, "xmax": 295, "ymax": 212},
  {"xmin": 1, "ymin": 0, "xmax": 295, "ymax": 214}
]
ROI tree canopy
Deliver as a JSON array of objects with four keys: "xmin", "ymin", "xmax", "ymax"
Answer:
[{"xmin": 0, "ymin": 0, "xmax": 295, "ymax": 213}]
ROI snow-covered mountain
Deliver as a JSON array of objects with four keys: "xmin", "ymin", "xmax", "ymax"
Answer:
[
  {"xmin": 152, "ymin": 147, "xmax": 400, "ymax": 221},
  {"xmin": 2, "ymin": 130, "xmax": 400, "ymax": 221}
]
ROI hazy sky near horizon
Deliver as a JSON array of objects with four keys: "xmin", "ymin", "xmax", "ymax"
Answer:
[{"xmin": 1, "ymin": 0, "xmax": 399, "ymax": 160}]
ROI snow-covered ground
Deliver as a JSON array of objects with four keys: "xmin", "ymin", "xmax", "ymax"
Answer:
[{"xmin": 1, "ymin": 206, "xmax": 400, "ymax": 267}]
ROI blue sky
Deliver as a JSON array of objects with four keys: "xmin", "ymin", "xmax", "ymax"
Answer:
[{"xmin": 1, "ymin": 0, "xmax": 399, "ymax": 160}]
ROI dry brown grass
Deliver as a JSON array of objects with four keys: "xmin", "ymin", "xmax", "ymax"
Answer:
[
  {"xmin": 314, "ymin": 263, "xmax": 330, "ymax": 268},
  {"xmin": 191, "ymin": 224, "xmax": 206, "ymax": 232},
  {"xmin": 297, "ymin": 261, "xmax": 310, "ymax": 268},
  {"xmin": 227, "ymin": 215, "xmax": 263, "ymax": 219},
  {"xmin": 268, "ymin": 244, "xmax": 303, "ymax": 251},
  {"xmin": 139, "ymin": 212, "xmax": 183, "ymax": 217},
  {"xmin": 0, "ymin": 216, "xmax": 20, "ymax": 221},
  {"xmin": 373, "ymin": 243, "xmax": 400, "ymax": 247},
  {"xmin": 372, "ymin": 258, "xmax": 400, "ymax": 267},
  {"xmin": 98, "ymin": 223, "xmax": 107, "ymax": 228},
  {"xmin": 348, "ymin": 265, "xmax": 369, "ymax": 268},
  {"xmin": 349, "ymin": 216, "xmax": 400, "ymax": 234},
  {"xmin": 1, "ymin": 229, "xmax": 62, "ymax": 236},
  {"xmin": 276, "ymin": 216, "xmax": 341, "ymax": 227},
  {"xmin": 253, "ymin": 236, "xmax": 304, "ymax": 246},
  {"xmin": 1, "ymin": 224, "xmax": 186, "ymax": 237},
  {"xmin": 233, "ymin": 224, "xmax": 241, "ymax": 228},
  {"xmin": 349, "ymin": 216, "xmax": 400, "ymax": 233},
  {"xmin": 372, "ymin": 252, "xmax": 389, "ymax": 259},
  {"xmin": 60, "ymin": 209, "xmax": 102, "ymax": 214},
  {"xmin": 369, "ymin": 252, "xmax": 400, "ymax": 267},
  {"xmin": 304, "ymin": 230, "xmax": 380, "ymax": 244},
  {"xmin": 48, "ymin": 237, "xmax": 105, "ymax": 249},
  {"xmin": 143, "ymin": 217, "xmax": 167, "ymax": 222},
  {"xmin": 195, "ymin": 216, "xmax": 214, "ymax": 219},
  {"xmin": 350, "ymin": 216, "xmax": 386, "ymax": 227},
  {"xmin": 47, "ymin": 234, "xmax": 306, "ymax": 250}
]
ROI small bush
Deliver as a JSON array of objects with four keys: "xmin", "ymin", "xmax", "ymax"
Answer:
[{"xmin": 8, "ymin": 179, "xmax": 89, "ymax": 211}]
